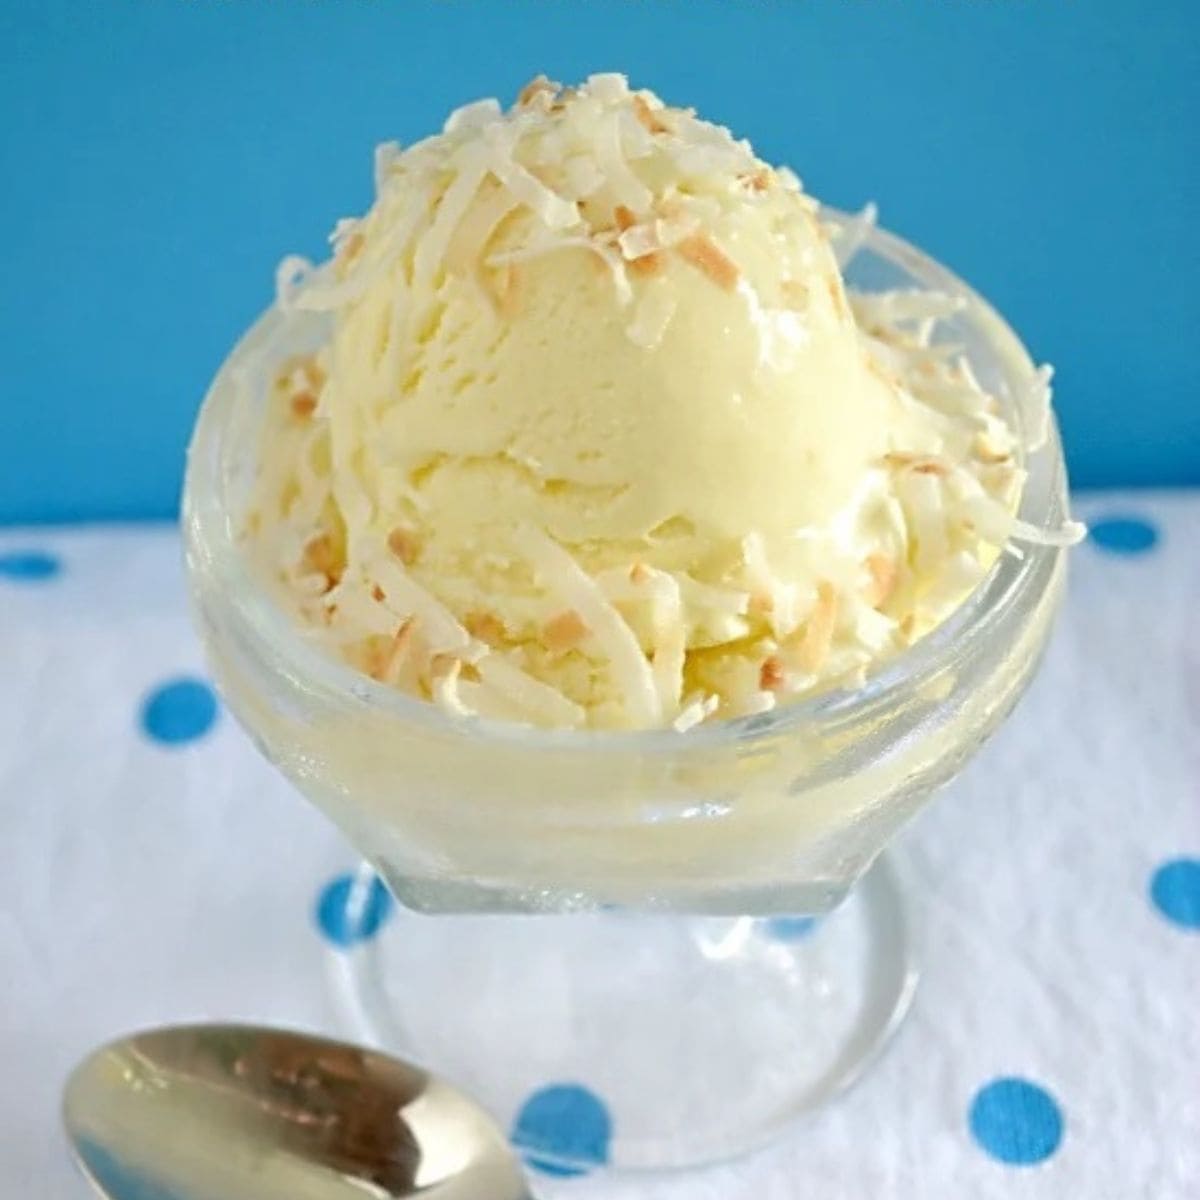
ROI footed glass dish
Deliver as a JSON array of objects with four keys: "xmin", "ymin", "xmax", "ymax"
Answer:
[{"xmin": 183, "ymin": 214, "xmax": 1070, "ymax": 1173}]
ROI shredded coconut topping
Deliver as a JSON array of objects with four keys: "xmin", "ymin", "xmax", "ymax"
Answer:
[{"xmin": 246, "ymin": 74, "xmax": 1082, "ymax": 731}]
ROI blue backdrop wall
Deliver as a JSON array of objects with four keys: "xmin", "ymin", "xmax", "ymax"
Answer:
[{"xmin": 2, "ymin": 0, "xmax": 1197, "ymax": 523}]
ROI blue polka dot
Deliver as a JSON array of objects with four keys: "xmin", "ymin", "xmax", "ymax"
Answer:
[
  {"xmin": 140, "ymin": 678, "xmax": 218, "ymax": 745},
  {"xmin": 969, "ymin": 1077, "xmax": 1063, "ymax": 1166},
  {"xmin": 315, "ymin": 872, "xmax": 394, "ymax": 946},
  {"xmin": 766, "ymin": 916, "xmax": 818, "ymax": 941},
  {"xmin": 1150, "ymin": 858, "xmax": 1200, "ymax": 931},
  {"xmin": 1088, "ymin": 516, "xmax": 1158, "ymax": 555},
  {"xmin": 512, "ymin": 1084, "xmax": 612, "ymax": 1177},
  {"xmin": 0, "ymin": 550, "xmax": 60, "ymax": 581}
]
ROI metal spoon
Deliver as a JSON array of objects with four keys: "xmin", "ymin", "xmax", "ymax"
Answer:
[{"xmin": 63, "ymin": 1023, "xmax": 533, "ymax": 1200}]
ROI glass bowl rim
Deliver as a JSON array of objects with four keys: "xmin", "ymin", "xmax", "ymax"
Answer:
[{"xmin": 183, "ymin": 208, "xmax": 1070, "ymax": 757}]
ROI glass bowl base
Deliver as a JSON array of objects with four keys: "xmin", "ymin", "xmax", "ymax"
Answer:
[{"xmin": 327, "ymin": 855, "xmax": 917, "ymax": 1175}]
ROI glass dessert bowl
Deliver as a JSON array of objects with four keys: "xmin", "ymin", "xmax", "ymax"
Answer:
[{"xmin": 184, "ymin": 209, "xmax": 1071, "ymax": 1173}]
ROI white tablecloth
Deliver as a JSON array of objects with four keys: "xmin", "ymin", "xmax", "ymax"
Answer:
[{"xmin": 2, "ymin": 492, "xmax": 1197, "ymax": 1198}]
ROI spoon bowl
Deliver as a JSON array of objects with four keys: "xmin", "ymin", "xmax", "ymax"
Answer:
[{"xmin": 63, "ymin": 1024, "xmax": 532, "ymax": 1200}]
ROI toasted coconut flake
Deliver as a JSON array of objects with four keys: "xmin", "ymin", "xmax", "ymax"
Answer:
[
  {"xmin": 291, "ymin": 392, "xmax": 318, "ymax": 419},
  {"xmin": 676, "ymin": 233, "xmax": 739, "ymax": 291},
  {"xmin": 825, "ymin": 274, "xmax": 849, "ymax": 321},
  {"xmin": 464, "ymin": 610, "xmax": 506, "ymax": 644},
  {"xmin": 632, "ymin": 93, "xmax": 670, "ymax": 134},
  {"xmin": 429, "ymin": 651, "xmax": 459, "ymax": 678},
  {"xmin": 796, "ymin": 582, "xmax": 838, "ymax": 674},
  {"xmin": 628, "ymin": 252, "xmax": 664, "ymax": 279},
  {"xmin": 387, "ymin": 526, "xmax": 421, "ymax": 566},
  {"xmin": 300, "ymin": 356, "xmax": 327, "ymax": 389},
  {"xmin": 740, "ymin": 168, "xmax": 771, "ymax": 193},
  {"xmin": 301, "ymin": 533, "xmax": 339, "ymax": 584},
  {"xmin": 543, "ymin": 608, "xmax": 589, "ymax": 654},
  {"xmin": 517, "ymin": 75, "xmax": 560, "ymax": 107},
  {"xmin": 759, "ymin": 656, "xmax": 786, "ymax": 692},
  {"xmin": 883, "ymin": 452, "xmax": 948, "ymax": 478},
  {"xmin": 864, "ymin": 554, "xmax": 897, "ymax": 608}
]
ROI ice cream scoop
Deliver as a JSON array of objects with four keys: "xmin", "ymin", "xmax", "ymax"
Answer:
[{"xmin": 247, "ymin": 73, "xmax": 1080, "ymax": 730}]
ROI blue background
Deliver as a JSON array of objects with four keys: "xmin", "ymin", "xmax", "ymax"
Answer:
[{"xmin": 2, "ymin": 0, "xmax": 1196, "ymax": 524}]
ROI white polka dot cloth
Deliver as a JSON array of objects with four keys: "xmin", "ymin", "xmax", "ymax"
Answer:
[{"xmin": 2, "ymin": 492, "xmax": 1198, "ymax": 1198}]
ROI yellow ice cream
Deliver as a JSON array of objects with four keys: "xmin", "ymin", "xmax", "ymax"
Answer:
[{"xmin": 249, "ymin": 74, "xmax": 1071, "ymax": 730}]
